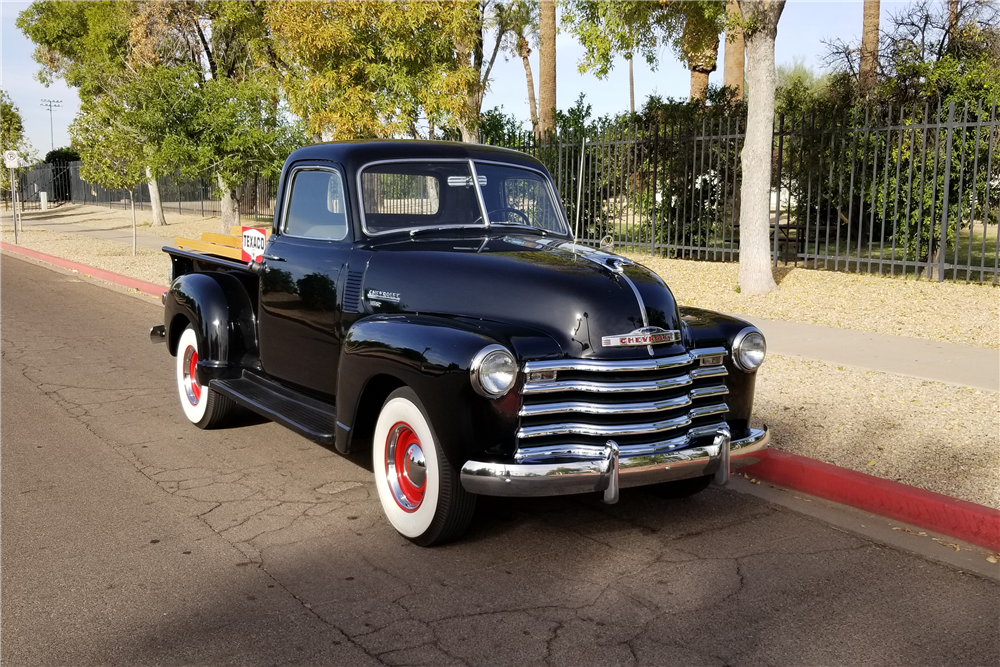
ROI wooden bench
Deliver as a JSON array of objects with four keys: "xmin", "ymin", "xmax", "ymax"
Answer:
[{"xmin": 174, "ymin": 225, "xmax": 271, "ymax": 261}]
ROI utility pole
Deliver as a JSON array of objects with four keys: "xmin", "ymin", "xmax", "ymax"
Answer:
[{"xmin": 40, "ymin": 99, "xmax": 63, "ymax": 153}]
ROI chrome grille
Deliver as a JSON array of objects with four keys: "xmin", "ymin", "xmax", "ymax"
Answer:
[{"xmin": 516, "ymin": 348, "xmax": 730, "ymax": 463}]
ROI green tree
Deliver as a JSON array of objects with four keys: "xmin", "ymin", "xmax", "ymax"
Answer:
[
  {"xmin": 265, "ymin": 0, "xmax": 478, "ymax": 141},
  {"xmin": 71, "ymin": 93, "xmax": 146, "ymax": 255},
  {"xmin": 561, "ymin": 1, "xmax": 726, "ymax": 104},
  {"xmin": 1, "ymin": 90, "xmax": 32, "ymax": 199}
]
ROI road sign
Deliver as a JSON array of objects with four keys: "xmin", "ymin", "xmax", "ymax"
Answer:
[{"xmin": 3, "ymin": 150, "xmax": 20, "ymax": 168}]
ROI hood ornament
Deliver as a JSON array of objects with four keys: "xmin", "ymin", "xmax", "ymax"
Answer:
[{"xmin": 602, "ymin": 326, "xmax": 681, "ymax": 348}]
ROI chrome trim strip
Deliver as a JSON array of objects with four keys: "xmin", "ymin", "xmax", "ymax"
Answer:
[
  {"xmin": 518, "ymin": 383, "xmax": 728, "ymax": 417},
  {"xmin": 467, "ymin": 160, "xmax": 491, "ymax": 226},
  {"xmin": 522, "ymin": 374, "xmax": 693, "ymax": 395},
  {"xmin": 461, "ymin": 426, "xmax": 769, "ymax": 498},
  {"xmin": 689, "ymin": 385, "xmax": 730, "ymax": 399},
  {"xmin": 522, "ymin": 348, "xmax": 728, "ymax": 375},
  {"xmin": 690, "ymin": 366, "xmax": 729, "ymax": 380},
  {"xmin": 515, "ymin": 402, "xmax": 728, "ymax": 438},
  {"xmin": 518, "ymin": 414, "xmax": 692, "ymax": 439},
  {"xmin": 519, "ymin": 394, "xmax": 692, "ymax": 417}
]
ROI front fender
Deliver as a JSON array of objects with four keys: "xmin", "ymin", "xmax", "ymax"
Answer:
[
  {"xmin": 337, "ymin": 315, "xmax": 527, "ymax": 466},
  {"xmin": 165, "ymin": 272, "xmax": 259, "ymax": 382},
  {"xmin": 680, "ymin": 306, "xmax": 762, "ymax": 436}
]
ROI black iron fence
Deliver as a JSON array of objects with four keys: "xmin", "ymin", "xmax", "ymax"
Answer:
[
  {"xmin": 6, "ymin": 100, "xmax": 998, "ymax": 284},
  {"xmin": 495, "ymin": 100, "xmax": 1000, "ymax": 284},
  {"xmin": 65, "ymin": 163, "xmax": 279, "ymax": 222}
]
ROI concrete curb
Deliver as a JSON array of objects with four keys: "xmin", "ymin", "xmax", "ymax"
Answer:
[
  {"xmin": 1, "ymin": 242, "xmax": 166, "ymax": 299},
  {"xmin": 6, "ymin": 242, "xmax": 998, "ymax": 551},
  {"xmin": 740, "ymin": 450, "xmax": 1000, "ymax": 551}
]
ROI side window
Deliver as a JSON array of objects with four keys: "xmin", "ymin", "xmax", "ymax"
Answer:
[{"xmin": 284, "ymin": 169, "xmax": 349, "ymax": 240}]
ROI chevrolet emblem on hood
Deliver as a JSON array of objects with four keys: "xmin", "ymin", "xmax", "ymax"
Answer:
[{"xmin": 602, "ymin": 326, "xmax": 681, "ymax": 348}]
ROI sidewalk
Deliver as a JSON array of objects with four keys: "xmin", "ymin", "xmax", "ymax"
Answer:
[{"xmin": 740, "ymin": 316, "xmax": 1000, "ymax": 392}]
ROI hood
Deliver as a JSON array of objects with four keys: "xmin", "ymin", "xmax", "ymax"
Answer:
[{"xmin": 360, "ymin": 233, "xmax": 682, "ymax": 359}]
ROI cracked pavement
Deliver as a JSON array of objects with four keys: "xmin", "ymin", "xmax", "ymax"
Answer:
[{"xmin": 2, "ymin": 255, "xmax": 998, "ymax": 666}]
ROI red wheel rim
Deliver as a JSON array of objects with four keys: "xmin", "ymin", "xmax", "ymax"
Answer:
[
  {"xmin": 385, "ymin": 422, "xmax": 426, "ymax": 512},
  {"xmin": 182, "ymin": 345, "xmax": 201, "ymax": 405}
]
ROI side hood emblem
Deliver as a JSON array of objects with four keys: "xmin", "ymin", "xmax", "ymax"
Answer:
[{"xmin": 602, "ymin": 326, "xmax": 681, "ymax": 348}]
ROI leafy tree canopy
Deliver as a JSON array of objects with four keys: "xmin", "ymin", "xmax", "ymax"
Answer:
[
  {"xmin": 825, "ymin": 0, "xmax": 1000, "ymax": 106},
  {"xmin": 561, "ymin": 0, "xmax": 724, "ymax": 79},
  {"xmin": 265, "ymin": 0, "xmax": 478, "ymax": 139},
  {"xmin": 44, "ymin": 147, "xmax": 81, "ymax": 163}
]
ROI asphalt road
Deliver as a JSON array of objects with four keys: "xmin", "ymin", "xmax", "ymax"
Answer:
[{"xmin": 2, "ymin": 255, "xmax": 998, "ymax": 667}]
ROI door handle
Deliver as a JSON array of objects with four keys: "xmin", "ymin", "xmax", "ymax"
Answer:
[{"xmin": 261, "ymin": 254, "xmax": 284, "ymax": 262}]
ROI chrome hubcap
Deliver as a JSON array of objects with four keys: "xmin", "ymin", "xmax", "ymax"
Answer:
[
  {"xmin": 182, "ymin": 345, "xmax": 201, "ymax": 406},
  {"xmin": 385, "ymin": 423, "xmax": 426, "ymax": 512}
]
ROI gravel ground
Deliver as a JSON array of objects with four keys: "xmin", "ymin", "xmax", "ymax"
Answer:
[
  {"xmin": 628, "ymin": 253, "xmax": 999, "ymax": 349},
  {"xmin": 753, "ymin": 356, "xmax": 999, "ymax": 509},
  {"xmin": 3, "ymin": 204, "xmax": 998, "ymax": 508}
]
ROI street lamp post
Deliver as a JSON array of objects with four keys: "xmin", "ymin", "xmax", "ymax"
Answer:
[{"xmin": 40, "ymin": 99, "xmax": 63, "ymax": 153}]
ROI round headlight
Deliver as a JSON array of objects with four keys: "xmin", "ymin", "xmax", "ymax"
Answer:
[
  {"xmin": 733, "ymin": 328, "xmax": 766, "ymax": 372},
  {"xmin": 471, "ymin": 345, "xmax": 517, "ymax": 398}
]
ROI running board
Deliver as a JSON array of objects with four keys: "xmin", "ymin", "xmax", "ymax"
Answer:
[{"xmin": 211, "ymin": 372, "xmax": 337, "ymax": 446}]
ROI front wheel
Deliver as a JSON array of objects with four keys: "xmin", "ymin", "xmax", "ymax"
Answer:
[
  {"xmin": 372, "ymin": 387, "xmax": 476, "ymax": 546},
  {"xmin": 175, "ymin": 325, "xmax": 237, "ymax": 429}
]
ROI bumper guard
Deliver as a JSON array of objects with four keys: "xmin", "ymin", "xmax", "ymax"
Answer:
[{"xmin": 460, "ymin": 427, "xmax": 769, "ymax": 504}]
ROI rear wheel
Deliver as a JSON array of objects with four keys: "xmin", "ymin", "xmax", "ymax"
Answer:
[
  {"xmin": 175, "ymin": 325, "xmax": 237, "ymax": 429},
  {"xmin": 372, "ymin": 387, "xmax": 476, "ymax": 546}
]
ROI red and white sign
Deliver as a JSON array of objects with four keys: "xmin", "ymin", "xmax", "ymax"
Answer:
[{"xmin": 241, "ymin": 227, "xmax": 268, "ymax": 262}]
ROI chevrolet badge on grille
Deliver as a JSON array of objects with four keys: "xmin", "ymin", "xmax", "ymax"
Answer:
[{"xmin": 602, "ymin": 326, "xmax": 681, "ymax": 347}]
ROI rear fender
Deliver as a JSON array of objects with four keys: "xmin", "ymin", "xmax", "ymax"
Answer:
[{"xmin": 165, "ymin": 272, "xmax": 259, "ymax": 383}]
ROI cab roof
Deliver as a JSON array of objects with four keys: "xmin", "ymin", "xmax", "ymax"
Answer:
[{"xmin": 284, "ymin": 140, "xmax": 547, "ymax": 175}]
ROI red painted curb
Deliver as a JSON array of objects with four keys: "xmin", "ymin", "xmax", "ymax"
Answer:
[
  {"xmin": 1, "ymin": 242, "xmax": 167, "ymax": 299},
  {"xmin": 740, "ymin": 449, "xmax": 1000, "ymax": 552}
]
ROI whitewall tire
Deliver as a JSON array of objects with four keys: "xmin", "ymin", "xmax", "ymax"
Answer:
[
  {"xmin": 175, "ymin": 325, "xmax": 236, "ymax": 429},
  {"xmin": 373, "ymin": 387, "xmax": 476, "ymax": 546}
]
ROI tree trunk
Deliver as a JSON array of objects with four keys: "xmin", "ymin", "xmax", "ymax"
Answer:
[
  {"xmin": 947, "ymin": 0, "xmax": 960, "ymax": 52},
  {"xmin": 129, "ymin": 190, "xmax": 136, "ymax": 256},
  {"xmin": 519, "ymin": 35, "xmax": 539, "ymax": 136},
  {"xmin": 684, "ymin": 20, "xmax": 719, "ymax": 103},
  {"xmin": 690, "ymin": 69, "xmax": 711, "ymax": 102},
  {"xmin": 218, "ymin": 174, "xmax": 240, "ymax": 233},
  {"xmin": 538, "ymin": 0, "xmax": 557, "ymax": 139},
  {"xmin": 145, "ymin": 166, "xmax": 166, "ymax": 227},
  {"xmin": 723, "ymin": 0, "xmax": 745, "ymax": 100},
  {"xmin": 629, "ymin": 53, "xmax": 635, "ymax": 114},
  {"xmin": 859, "ymin": 0, "xmax": 880, "ymax": 98},
  {"xmin": 737, "ymin": 0, "xmax": 784, "ymax": 295}
]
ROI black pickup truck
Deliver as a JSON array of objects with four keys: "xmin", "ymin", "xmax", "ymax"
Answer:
[{"xmin": 152, "ymin": 140, "xmax": 769, "ymax": 545}]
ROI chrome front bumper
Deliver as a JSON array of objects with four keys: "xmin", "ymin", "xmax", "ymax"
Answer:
[{"xmin": 460, "ymin": 427, "xmax": 769, "ymax": 503}]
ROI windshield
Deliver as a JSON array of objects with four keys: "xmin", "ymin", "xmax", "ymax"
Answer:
[{"xmin": 359, "ymin": 160, "xmax": 568, "ymax": 236}]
